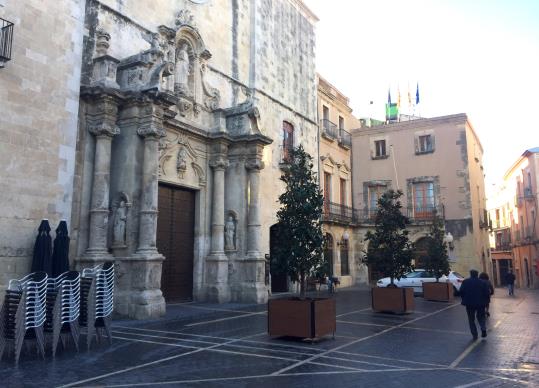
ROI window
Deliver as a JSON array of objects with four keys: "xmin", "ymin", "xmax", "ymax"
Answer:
[
  {"xmin": 412, "ymin": 182, "xmax": 435, "ymax": 219},
  {"xmin": 374, "ymin": 140, "xmax": 387, "ymax": 158},
  {"xmin": 418, "ymin": 134, "xmax": 433, "ymax": 153},
  {"xmin": 282, "ymin": 121, "xmax": 294, "ymax": 161},
  {"xmin": 324, "ymin": 172, "xmax": 331, "ymax": 202},
  {"xmin": 323, "ymin": 105, "xmax": 329, "ymax": 121},
  {"xmin": 340, "ymin": 178, "xmax": 346, "ymax": 205},
  {"xmin": 338, "ymin": 116, "xmax": 344, "ymax": 130},
  {"xmin": 368, "ymin": 185, "xmax": 386, "ymax": 216}
]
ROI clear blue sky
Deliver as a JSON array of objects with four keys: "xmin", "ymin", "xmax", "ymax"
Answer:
[{"xmin": 303, "ymin": 0, "xmax": 539, "ymax": 191}]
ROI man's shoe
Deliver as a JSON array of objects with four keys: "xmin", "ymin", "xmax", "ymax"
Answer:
[
  {"xmin": 486, "ymin": 312, "xmax": 490, "ymax": 317},
  {"xmin": 481, "ymin": 330, "xmax": 487, "ymax": 338}
]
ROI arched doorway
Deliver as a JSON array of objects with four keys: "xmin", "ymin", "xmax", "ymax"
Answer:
[
  {"xmin": 414, "ymin": 237, "xmax": 432, "ymax": 268},
  {"xmin": 269, "ymin": 223, "xmax": 288, "ymax": 293},
  {"xmin": 323, "ymin": 233, "xmax": 334, "ymax": 277}
]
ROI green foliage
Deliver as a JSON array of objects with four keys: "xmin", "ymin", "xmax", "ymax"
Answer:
[
  {"xmin": 423, "ymin": 213, "xmax": 450, "ymax": 281},
  {"xmin": 363, "ymin": 190, "xmax": 414, "ymax": 285},
  {"xmin": 272, "ymin": 145, "xmax": 324, "ymax": 298}
]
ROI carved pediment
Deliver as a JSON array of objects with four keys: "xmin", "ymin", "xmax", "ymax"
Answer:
[{"xmin": 159, "ymin": 132, "xmax": 206, "ymax": 187}]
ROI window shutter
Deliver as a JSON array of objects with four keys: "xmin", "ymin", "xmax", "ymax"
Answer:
[
  {"xmin": 414, "ymin": 136, "xmax": 419, "ymax": 153},
  {"xmin": 431, "ymin": 135, "xmax": 436, "ymax": 152}
]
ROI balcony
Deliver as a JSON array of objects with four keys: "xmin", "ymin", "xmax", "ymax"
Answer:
[
  {"xmin": 322, "ymin": 201, "xmax": 356, "ymax": 225},
  {"xmin": 521, "ymin": 186, "xmax": 535, "ymax": 200},
  {"xmin": 278, "ymin": 144, "xmax": 294, "ymax": 169},
  {"xmin": 406, "ymin": 205, "xmax": 445, "ymax": 222},
  {"xmin": 479, "ymin": 209, "xmax": 490, "ymax": 229},
  {"xmin": 0, "ymin": 18, "xmax": 14, "ymax": 68},
  {"xmin": 338, "ymin": 128, "xmax": 352, "ymax": 149},
  {"xmin": 320, "ymin": 119, "xmax": 338, "ymax": 140},
  {"xmin": 493, "ymin": 242, "xmax": 512, "ymax": 251}
]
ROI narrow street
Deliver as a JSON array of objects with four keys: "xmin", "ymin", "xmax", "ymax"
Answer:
[{"xmin": 1, "ymin": 288, "xmax": 538, "ymax": 387}]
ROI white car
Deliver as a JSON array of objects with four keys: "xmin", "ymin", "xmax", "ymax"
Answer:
[{"xmin": 376, "ymin": 269, "xmax": 464, "ymax": 294}]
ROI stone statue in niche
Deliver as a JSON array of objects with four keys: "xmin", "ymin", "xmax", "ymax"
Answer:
[
  {"xmin": 175, "ymin": 44, "xmax": 191, "ymax": 96},
  {"xmin": 224, "ymin": 215, "xmax": 236, "ymax": 251},
  {"xmin": 113, "ymin": 200, "xmax": 128, "ymax": 247},
  {"xmin": 177, "ymin": 146, "xmax": 188, "ymax": 178}
]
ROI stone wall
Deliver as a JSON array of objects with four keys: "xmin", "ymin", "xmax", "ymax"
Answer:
[{"xmin": 0, "ymin": 0, "xmax": 85, "ymax": 293}]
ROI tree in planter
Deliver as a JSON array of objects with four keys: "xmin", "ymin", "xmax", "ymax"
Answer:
[
  {"xmin": 364, "ymin": 190, "xmax": 414, "ymax": 286},
  {"xmin": 272, "ymin": 145, "xmax": 324, "ymax": 298},
  {"xmin": 423, "ymin": 213, "xmax": 450, "ymax": 281}
]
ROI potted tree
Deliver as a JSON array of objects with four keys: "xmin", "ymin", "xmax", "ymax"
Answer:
[
  {"xmin": 422, "ymin": 213, "xmax": 453, "ymax": 301},
  {"xmin": 364, "ymin": 190, "xmax": 415, "ymax": 313},
  {"xmin": 268, "ymin": 146, "xmax": 336, "ymax": 340}
]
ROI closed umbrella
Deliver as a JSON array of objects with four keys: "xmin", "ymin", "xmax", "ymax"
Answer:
[
  {"xmin": 51, "ymin": 220, "xmax": 70, "ymax": 277},
  {"xmin": 31, "ymin": 219, "xmax": 53, "ymax": 275}
]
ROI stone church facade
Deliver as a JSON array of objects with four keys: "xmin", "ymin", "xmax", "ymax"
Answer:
[{"xmin": 0, "ymin": 0, "xmax": 318, "ymax": 319}]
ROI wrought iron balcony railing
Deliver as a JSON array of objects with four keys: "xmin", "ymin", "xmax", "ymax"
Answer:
[
  {"xmin": 406, "ymin": 205, "xmax": 445, "ymax": 222},
  {"xmin": 0, "ymin": 18, "xmax": 14, "ymax": 67},
  {"xmin": 322, "ymin": 201, "xmax": 356, "ymax": 225},
  {"xmin": 320, "ymin": 119, "xmax": 338, "ymax": 139},
  {"xmin": 493, "ymin": 242, "xmax": 512, "ymax": 251},
  {"xmin": 520, "ymin": 186, "xmax": 535, "ymax": 200},
  {"xmin": 278, "ymin": 144, "xmax": 294, "ymax": 166},
  {"xmin": 339, "ymin": 128, "xmax": 352, "ymax": 148}
]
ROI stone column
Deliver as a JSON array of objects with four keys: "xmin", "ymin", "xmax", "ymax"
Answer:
[
  {"xmin": 135, "ymin": 123, "xmax": 164, "ymax": 255},
  {"xmin": 245, "ymin": 159, "xmax": 264, "ymax": 259},
  {"xmin": 209, "ymin": 156, "xmax": 229, "ymax": 254},
  {"xmin": 205, "ymin": 143, "xmax": 231, "ymax": 303},
  {"xmin": 84, "ymin": 98, "xmax": 120, "ymax": 259}
]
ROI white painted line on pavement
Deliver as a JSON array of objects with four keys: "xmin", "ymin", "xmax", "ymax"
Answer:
[
  {"xmin": 333, "ymin": 350, "xmax": 447, "ymax": 367},
  {"xmin": 449, "ymin": 339, "xmax": 481, "ymax": 369},
  {"xmin": 184, "ymin": 311, "xmax": 266, "ymax": 327},
  {"xmin": 167, "ymin": 304, "xmax": 266, "ymax": 314},
  {"xmin": 336, "ymin": 307, "xmax": 372, "ymax": 317},
  {"xmin": 57, "ymin": 331, "xmax": 266, "ymax": 388},
  {"xmin": 270, "ymin": 302, "xmax": 460, "ymax": 376},
  {"xmin": 453, "ymin": 377, "xmax": 497, "ymax": 387}
]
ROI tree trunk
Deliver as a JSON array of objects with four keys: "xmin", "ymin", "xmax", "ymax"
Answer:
[{"xmin": 300, "ymin": 273, "xmax": 306, "ymax": 299}]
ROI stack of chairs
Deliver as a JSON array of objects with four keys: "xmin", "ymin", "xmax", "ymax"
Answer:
[
  {"xmin": 79, "ymin": 262, "xmax": 114, "ymax": 349},
  {"xmin": 0, "ymin": 272, "xmax": 48, "ymax": 364},
  {"xmin": 45, "ymin": 271, "xmax": 81, "ymax": 357}
]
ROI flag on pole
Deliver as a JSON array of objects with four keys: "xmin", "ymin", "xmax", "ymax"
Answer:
[
  {"xmin": 415, "ymin": 83, "xmax": 420, "ymax": 105},
  {"xmin": 388, "ymin": 89, "xmax": 392, "ymax": 105},
  {"xmin": 407, "ymin": 84, "xmax": 412, "ymax": 108},
  {"xmin": 397, "ymin": 86, "xmax": 401, "ymax": 109}
]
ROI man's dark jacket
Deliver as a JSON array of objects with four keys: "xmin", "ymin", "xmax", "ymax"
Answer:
[
  {"xmin": 459, "ymin": 277, "xmax": 490, "ymax": 307},
  {"xmin": 505, "ymin": 272, "xmax": 516, "ymax": 285}
]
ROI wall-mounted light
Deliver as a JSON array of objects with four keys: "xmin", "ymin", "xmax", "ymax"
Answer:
[
  {"xmin": 444, "ymin": 232, "xmax": 454, "ymax": 250},
  {"xmin": 337, "ymin": 231, "xmax": 350, "ymax": 246}
]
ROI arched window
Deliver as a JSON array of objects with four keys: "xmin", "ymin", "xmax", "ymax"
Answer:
[{"xmin": 340, "ymin": 237, "xmax": 350, "ymax": 276}]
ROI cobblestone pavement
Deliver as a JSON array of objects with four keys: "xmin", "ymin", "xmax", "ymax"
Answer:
[{"xmin": 1, "ymin": 287, "xmax": 538, "ymax": 387}]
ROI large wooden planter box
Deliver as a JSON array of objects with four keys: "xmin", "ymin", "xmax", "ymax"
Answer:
[
  {"xmin": 371, "ymin": 287, "xmax": 414, "ymax": 314},
  {"xmin": 423, "ymin": 282, "xmax": 454, "ymax": 302},
  {"xmin": 268, "ymin": 297, "xmax": 336, "ymax": 339}
]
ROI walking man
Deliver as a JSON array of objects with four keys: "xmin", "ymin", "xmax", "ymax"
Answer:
[
  {"xmin": 505, "ymin": 270, "xmax": 516, "ymax": 296},
  {"xmin": 459, "ymin": 269, "xmax": 490, "ymax": 340}
]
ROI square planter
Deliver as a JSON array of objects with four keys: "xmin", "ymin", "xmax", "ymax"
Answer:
[
  {"xmin": 268, "ymin": 297, "xmax": 336, "ymax": 339},
  {"xmin": 423, "ymin": 281, "xmax": 454, "ymax": 302},
  {"xmin": 371, "ymin": 287, "xmax": 414, "ymax": 313}
]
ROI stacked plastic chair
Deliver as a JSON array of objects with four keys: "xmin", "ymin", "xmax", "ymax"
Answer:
[
  {"xmin": 79, "ymin": 262, "xmax": 114, "ymax": 349},
  {"xmin": 45, "ymin": 271, "xmax": 81, "ymax": 357},
  {"xmin": 0, "ymin": 272, "xmax": 48, "ymax": 363}
]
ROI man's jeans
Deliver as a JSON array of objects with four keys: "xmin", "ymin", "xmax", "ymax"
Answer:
[
  {"xmin": 466, "ymin": 306, "xmax": 486, "ymax": 338},
  {"xmin": 508, "ymin": 283, "xmax": 514, "ymax": 295}
]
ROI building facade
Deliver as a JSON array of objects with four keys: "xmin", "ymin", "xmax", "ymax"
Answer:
[
  {"xmin": 352, "ymin": 114, "xmax": 491, "ymax": 279},
  {"xmin": 489, "ymin": 148, "xmax": 539, "ymax": 289},
  {"xmin": 316, "ymin": 75, "xmax": 367, "ymax": 287},
  {"xmin": 0, "ymin": 0, "xmax": 319, "ymax": 319}
]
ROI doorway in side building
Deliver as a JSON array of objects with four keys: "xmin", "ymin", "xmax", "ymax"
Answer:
[{"xmin": 156, "ymin": 183, "xmax": 195, "ymax": 302}]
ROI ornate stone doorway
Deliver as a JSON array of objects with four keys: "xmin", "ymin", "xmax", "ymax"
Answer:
[{"xmin": 157, "ymin": 184, "xmax": 195, "ymax": 301}]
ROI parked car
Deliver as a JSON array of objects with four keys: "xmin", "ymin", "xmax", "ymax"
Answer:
[{"xmin": 376, "ymin": 269, "xmax": 464, "ymax": 294}]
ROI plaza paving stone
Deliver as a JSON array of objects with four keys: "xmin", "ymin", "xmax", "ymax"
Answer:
[{"xmin": 0, "ymin": 287, "xmax": 538, "ymax": 387}]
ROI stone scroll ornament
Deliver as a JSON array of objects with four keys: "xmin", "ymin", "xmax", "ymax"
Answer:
[{"xmin": 200, "ymin": 58, "xmax": 220, "ymax": 110}]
